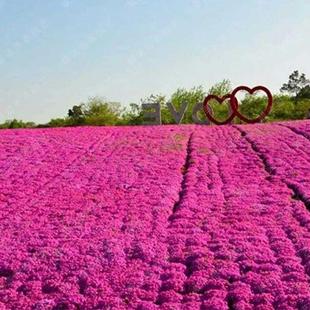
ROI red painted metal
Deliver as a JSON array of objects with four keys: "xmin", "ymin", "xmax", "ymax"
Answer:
[
  {"xmin": 203, "ymin": 85, "xmax": 273, "ymax": 125},
  {"xmin": 203, "ymin": 94, "xmax": 237, "ymax": 125}
]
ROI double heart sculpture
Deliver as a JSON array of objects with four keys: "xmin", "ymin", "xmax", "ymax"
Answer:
[{"xmin": 203, "ymin": 85, "xmax": 273, "ymax": 125}]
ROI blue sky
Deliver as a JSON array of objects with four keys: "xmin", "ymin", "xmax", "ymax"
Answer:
[{"xmin": 0, "ymin": 0, "xmax": 309, "ymax": 123}]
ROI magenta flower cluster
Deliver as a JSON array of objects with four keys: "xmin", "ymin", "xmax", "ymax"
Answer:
[{"xmin": 0, "ymin": 121, "xmax": 310, "ymax": 309}]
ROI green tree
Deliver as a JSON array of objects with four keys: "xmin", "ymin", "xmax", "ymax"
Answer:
[
  {"xmin": 267, "ymin": 95, "xmax": 295, "ymax": 121},
  {"xmin": 208, "ymin": 79, "xmax": 232, "ymax": 96},
  {"xmin": 296, "ymin": 85, "xmax": 310, "ymax": 100},
  {"xmin": 66, "ymin": 97, "xmax": 123, "ymax": 126},
  {"xmin": 68, "ymin": 104, "xmax": 85, "ymax": 124},
  {"xmin": 293, "ymin": 99, "xmax": 310, "ymax": 119},
  {"xmin": 83, "ymin": 96, "xmax": 123, "ymax": 126},
  {"xmin": 280, "ymin": 70, "xmax": 310, "ymax": 97},
  {"xmin": 122, "ymin": 103, "xmax": 144, "ymax": 125},
  {"xmin": 279, "ymin": 70, "xmax": 310, "ymax": 119},
  {"xmin": 238, "ymin": 95, "xmax": 269, "ymax": 122}
]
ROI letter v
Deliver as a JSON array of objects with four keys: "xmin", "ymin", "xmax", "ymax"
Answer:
[{"xmin": 166, "ymin": 101, "xmax": 188, "ymax": 124}]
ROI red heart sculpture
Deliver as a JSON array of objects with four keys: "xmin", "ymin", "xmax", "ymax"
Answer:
[
  {"xmin": 230, "ymin": 85, "xmax": 273, "ymax": 124},
  {"xmin": 203, "ymin": 94, "xmax": 237, "ymax": 125}
]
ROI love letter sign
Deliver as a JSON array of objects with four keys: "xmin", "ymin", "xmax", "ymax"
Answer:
[{"xmin": 142, "ymin": 85, "xmax": 272, "ymax": 125}]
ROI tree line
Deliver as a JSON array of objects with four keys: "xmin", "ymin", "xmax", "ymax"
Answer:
[{"xmin": 1, "ymin": 70, "xmax": 310, "ymax": 129}]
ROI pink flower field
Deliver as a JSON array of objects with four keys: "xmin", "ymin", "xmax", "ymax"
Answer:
[{"xmin": 0, "ymin": 120, "xmax": 310, "ymax": 310}]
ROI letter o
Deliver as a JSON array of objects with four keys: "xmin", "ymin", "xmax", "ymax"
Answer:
[{"xmin": 192, "ymin": 102, "xmax": 211, "ymax": 125}]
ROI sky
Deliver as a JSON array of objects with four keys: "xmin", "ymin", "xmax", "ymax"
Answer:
[{"xmin": 0, "ymin": 0, "xmax": 309, "ymax": 123}]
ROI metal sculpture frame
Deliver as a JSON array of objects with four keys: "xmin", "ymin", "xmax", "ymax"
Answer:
[{"xmin": 203, "ymin": 85, "xmax": 273, "ymax": 125}]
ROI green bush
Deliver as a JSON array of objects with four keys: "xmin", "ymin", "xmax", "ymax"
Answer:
[
  {"xmin": 269, "ymin": 95, "xmax": 295, "ymax": 121},
  {"xmin": 121, "ymin": 103, "xmax": 144, "ymax": 125},
  {"xmin": 294, "ymin": 99, "xmax": 310, "ymax": 119},
  {"xmin": 0, "ymin": 119, "xmax": 35, "ymax": 129},
  {"xmin": 48, "ymin": 118, "xmax": 70, "ymax": 127},
  {"xmin": 66, "ymin": 97, "xmax": 123, "ymax": 126}
]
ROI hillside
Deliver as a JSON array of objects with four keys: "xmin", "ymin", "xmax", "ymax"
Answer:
[{"xmin": 0, "ymin": 120, "xmax": 310, "ymax": 309}]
